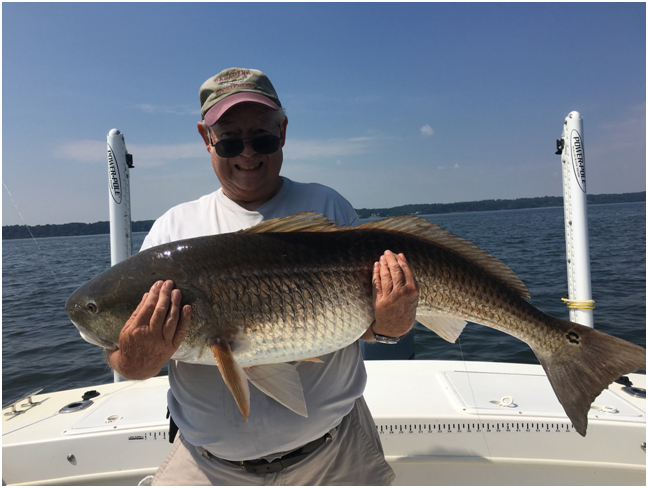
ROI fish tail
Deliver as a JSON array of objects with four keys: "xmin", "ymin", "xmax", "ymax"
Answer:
[{"xmin": 533, "ymin": 319, "xmax": 645, "ymax": 437}]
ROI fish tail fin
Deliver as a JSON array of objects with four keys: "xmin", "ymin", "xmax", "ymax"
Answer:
[{"xmin": 533, "ymin": 319, "xmax": 645, "ymax": 437}]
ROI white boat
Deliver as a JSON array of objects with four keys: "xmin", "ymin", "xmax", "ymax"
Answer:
[
  {"xmin": 2, "ymin": 361, "xmax": 646, "ymax": 486},
  {"xmin": 3, "ymin": 114, "xmax": 646, "ymax": 485}
]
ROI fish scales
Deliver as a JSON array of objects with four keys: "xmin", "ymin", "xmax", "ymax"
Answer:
[
  {"xmin": 152, "ymin": 231, "xmax": 378, "ymax": 366},
  {"xmin": 66, "ymin": 212, "xmax": 645, "ymax": 433}
]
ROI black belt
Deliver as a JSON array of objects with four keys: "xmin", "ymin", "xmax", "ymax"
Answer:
[{"xmin": 221, "ymin": 432, "xmax": 332, "ymax": 474}]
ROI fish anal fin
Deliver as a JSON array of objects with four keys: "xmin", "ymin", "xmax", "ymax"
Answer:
[
  {"xmin": 533, "ymin": 320, "xmax": 646, "ymax": 436},
  {"xmin": 209, "ymin": 338, "xmax": 250, "ymax": 421},
  {"xmin": 244, "ymin": 363, "xmax": 308, "ymax": 418},
  {"xmin": 416, "ymin": 314, "xmax": 467, "ymax": 343}
]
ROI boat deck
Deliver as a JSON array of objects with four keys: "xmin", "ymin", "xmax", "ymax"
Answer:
[{"xmin": 3, "ymin": 360, "xmax": 646, "ymax": 485}]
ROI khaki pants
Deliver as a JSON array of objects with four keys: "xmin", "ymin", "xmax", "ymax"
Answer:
[{"xmin": 152, "ymin": 396, "xmax": 394, "ymax": 486}]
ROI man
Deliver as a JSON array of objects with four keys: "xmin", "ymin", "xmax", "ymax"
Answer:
[{"xmin": 108, "ymin": 68, "xmax": 419, "ymax": 485}]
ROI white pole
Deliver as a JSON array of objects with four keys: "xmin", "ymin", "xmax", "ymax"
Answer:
[
  {"xmin": 107, "ymin": 129, "xmax": 133, "ymax": 381},
  {"xmin": 558, "ymin": 112, "xmax": 594, "ymax": 327}
]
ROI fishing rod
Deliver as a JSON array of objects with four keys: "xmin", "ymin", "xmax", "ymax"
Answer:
[{"xmin": 2, "ymin": 181, "xmax": 65, "ymax": 290}]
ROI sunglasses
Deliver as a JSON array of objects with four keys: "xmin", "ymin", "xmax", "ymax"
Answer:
[{"xmin": 208, "ymin": 131, "xmax": 283, "ymax": 158}]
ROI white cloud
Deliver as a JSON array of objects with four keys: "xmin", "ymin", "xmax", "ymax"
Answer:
[
  {"xmin": 54, "ymin": 140, "xmax": 106, "ymax": 164},
  {"xmin": 54, "ymin": 134, "xmax": 377, "ymax": 168},
  {"xmin": 283, "ymin": 137, "xmax": 376, "ymax": 160},
  {"xmin": 54, "ymin": 140, "xmax": 206, "ymax": 168},
  {"xmin": 420, "ymin": 124, "xmax": 434, "ymax": 137},
  {"xmin": 136, "ymin": 104, "xmax": 200, "ymax": 116}
]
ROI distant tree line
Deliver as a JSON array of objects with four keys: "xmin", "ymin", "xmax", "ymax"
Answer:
[
  {"xmin": 3, "ymin": 192, "xmax": 644, "ymax": 240},
  {"xmin": 355, "ymin": 192, "xmax": 645, "ymax": 219},
  {"xmin": 2, "ymin": 220, "xmax": 155, "ymax": 240}
]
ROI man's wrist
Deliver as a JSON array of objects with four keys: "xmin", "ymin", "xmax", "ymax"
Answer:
[
  {"xmin": 107, "ymin": 349, "xmax": 158, "ymax": 381},
  {"xmin": 370, "ymin": 323, "xmax": 404, "ymax": 344}
]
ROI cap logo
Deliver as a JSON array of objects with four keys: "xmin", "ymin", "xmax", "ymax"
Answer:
[{"xmin": 213, "ymin": 69, "xmax": 251, "ymax": 83}]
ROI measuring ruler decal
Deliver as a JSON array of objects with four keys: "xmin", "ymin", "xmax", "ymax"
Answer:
[{"xmin": 376, "ymin": 422, "xmax": 575, "ymax": 435}]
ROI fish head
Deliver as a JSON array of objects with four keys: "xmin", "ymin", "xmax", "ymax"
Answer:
[
  {"xmin": 66, "ymin": 246, "xmax": 191, "ymax": 351},
  {"xmin": 65, "ymin": 260, "xmax": 155, "ymax": 351}
]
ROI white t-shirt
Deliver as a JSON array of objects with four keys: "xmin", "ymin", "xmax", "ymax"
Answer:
[{"xmin": 141, "ymin": 177, "xmax": 366, "ymax": 461}]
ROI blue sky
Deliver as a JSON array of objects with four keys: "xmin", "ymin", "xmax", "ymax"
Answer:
[{"xmin": 2, "ymin": 2, "xmax": 645, "ymax": 225}]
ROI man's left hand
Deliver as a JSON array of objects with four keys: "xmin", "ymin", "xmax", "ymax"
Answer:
[{"xmin": 361, "ymin": 250, "xmax": 419, "ymax": 341}]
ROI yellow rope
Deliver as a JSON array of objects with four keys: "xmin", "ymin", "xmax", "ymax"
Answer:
[{"xmin": 561, "ymin": 298, "xmax": 595, "ymax": 310}]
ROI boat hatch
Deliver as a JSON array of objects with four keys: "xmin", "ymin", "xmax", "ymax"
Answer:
[
  {"xmin": 63, "ymin": 384, "xmax": 169, "ymax": 435},
  {"xmin": 439, "ymin": 371, "xmax": 645, "ymax": 421}
]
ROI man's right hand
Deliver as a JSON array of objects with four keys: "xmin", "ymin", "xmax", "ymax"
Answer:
[{"xmin": 108, "ymin": 280, "xmax": 191, "ymax": 380}]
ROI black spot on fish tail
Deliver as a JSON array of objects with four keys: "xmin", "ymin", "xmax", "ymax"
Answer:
[
  {"xmin": 566, "ymin": 331, "xmax": 580, "ymax": 344},
  {"xmin": 533, "ymin": 319, "xmax": 646, "ymax": 437}
]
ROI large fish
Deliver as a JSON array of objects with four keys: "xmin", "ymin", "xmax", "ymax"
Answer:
[{"xmin": 66, "ymin": 213, "xmax": 645, "ymax": 435}]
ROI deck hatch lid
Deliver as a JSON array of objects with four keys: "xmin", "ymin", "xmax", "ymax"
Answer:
[{"xmin": 439, "ymin": 370, "xmax": 645, "ymax": 421}]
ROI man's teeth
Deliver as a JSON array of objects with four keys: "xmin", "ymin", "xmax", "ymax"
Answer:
[{"xmin": 235, "ymin": 162, "xmax": 262, "ymax": 171}]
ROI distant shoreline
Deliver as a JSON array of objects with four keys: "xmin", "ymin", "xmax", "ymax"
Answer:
[{"xmin": 2, "ymin": 192, "xmax": 644, "ymax": 240}]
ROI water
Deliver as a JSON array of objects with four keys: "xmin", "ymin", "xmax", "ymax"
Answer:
[{"xmin": 3, "ymin": 203, "xmax": 645, "ymax": 403}]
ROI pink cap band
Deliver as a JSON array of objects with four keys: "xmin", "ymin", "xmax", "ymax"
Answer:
[{"xmin": 204, "ymin": 92, "xmax": 280, "ymax": 126}]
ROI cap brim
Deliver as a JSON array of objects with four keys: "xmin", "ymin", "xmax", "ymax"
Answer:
[{"xmin": 204, "ymin": 92, "xmax": 279, "ymax": 126}]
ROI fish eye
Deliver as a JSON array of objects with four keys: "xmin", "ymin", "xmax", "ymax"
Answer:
[{"xmin": 87, "ymin": 302, "xmax": 98, "ymax": 313}]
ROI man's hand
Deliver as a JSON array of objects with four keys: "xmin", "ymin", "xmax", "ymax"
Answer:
[
  {"xmin": 361, "ymin": 250, "xmax": 419, "ymax": 341},
  {"xmin": 108, "ymin": 280, "xmax": 191, "ymax": 380}
]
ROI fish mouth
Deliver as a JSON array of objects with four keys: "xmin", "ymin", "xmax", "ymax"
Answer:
[
  {"xmin": 74, "ymin": 325, "xmax": 118, "ymax": 351},
  {"xmin": 235, "ymin": 161, "xmax": 263, "ymax": 171}
]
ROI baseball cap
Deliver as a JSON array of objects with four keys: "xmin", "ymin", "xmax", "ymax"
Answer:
[{"xmin": 200, "ymin": 68, "xmax": 282, "ymax": 126}]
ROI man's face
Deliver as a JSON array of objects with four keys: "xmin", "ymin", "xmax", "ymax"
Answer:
[{"xmin": 201, "ymin": 102, "xmax": 288, "ymax": 210}]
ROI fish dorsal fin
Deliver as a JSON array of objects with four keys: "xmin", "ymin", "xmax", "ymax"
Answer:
[
  {"xmin": 239, "ymin": 212, "xmax": 529, "ymax": 299},
  {"xmin": 357, "ymin": 215, "xmax": 530, "ymax": 299},
  {"xmin": 239, "ymin": 212, "xmax": 341, "ymax": 234}
]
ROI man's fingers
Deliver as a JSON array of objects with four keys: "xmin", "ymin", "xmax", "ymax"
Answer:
[
  {"xmin": 134, "ymin": 292, "xmax": 149, "ymax": 316},
  {"xmin": 161, "ymin": 288, "xmax": 182, "ymax": 343},
  {"xmin": 173, "ymin": 305, "xmax": 192, "ymax": 349},
  {"xmin": 122, "ymin": 292, "xmax": 150, "ymax": 334},
  {"xmin": 149, "ymin": 280, "xmax": 174, "ymax": 327},
  {"xmin": 388, "ymin": 250, "xmax": 409, "ymax": 286},
  {"xmin": 379, "ymin": 253, "xmax": 395, "ymax": 293},
  {"xmin": 372, "ymin": 261, "xmax": 383, "ymax": 298},
  {"xmin": 396, "ymin": 253, "xmax": 417, "ymax": 289},
  {"xmin": 374, "ymin": 251, "xmax": 418, "ymax": 300},
  {"xmin": 381, "ymin": 249, "xmax": 414, "ymax": 291},
  {"xmin": 141, "ymin": 281, "xmax": 163, "ymax": 315}
]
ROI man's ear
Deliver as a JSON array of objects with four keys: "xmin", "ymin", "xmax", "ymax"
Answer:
[
  {"xmin": 197, "ymin": 122, "xmax": 212, "ymax": 153},
  {"xmin": 280, "ymin": 117, "xmax": 288, "ymax": 147}
]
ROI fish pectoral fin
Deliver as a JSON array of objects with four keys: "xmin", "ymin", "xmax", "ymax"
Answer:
[
  {"xmin": 244, "ymin": 363, "xmax": 308, "ymax": 418},
  {"xmin": 416, "ymin": 314, "xmax": 467, "ymax": 343},
  {"xmin": 209, "ymin": 338, "xmax": 250, "ymax": 421}
]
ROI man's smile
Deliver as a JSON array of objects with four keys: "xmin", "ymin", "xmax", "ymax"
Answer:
[{"xmin": 235, "ymin": 161, "xmax": 263, "ymax": 171}]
